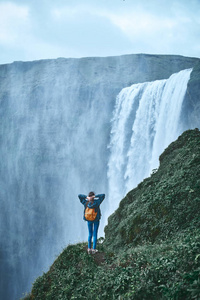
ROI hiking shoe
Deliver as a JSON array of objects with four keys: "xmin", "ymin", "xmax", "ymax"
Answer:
[
  {"xmin": 92, "ymin": 249, "xmax": 98, "ymax": 254},
  {"xmin": 87, "ymin": 248, "xmax": 92, "ymax": 254}
]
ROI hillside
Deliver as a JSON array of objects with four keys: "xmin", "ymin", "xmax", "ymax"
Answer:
[
  {"xmin": 104, "ymin": 128, "xmax": 200, "ymax": 251},
  {"xmin": 24, "ymin": 129, "xmax": 200, "ymax": 299}
]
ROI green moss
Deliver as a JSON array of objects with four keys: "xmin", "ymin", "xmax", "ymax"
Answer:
[
  {"xmin": 104, "ymin": 129, "xmax": 200, "ymax": 251},
  {"xmin": 26, "ymin": 230, "xmax": 200, "ymax": 300},
  {"xmin": 25, "ymin": 129, "xmax": 200, "ymax": 300}
]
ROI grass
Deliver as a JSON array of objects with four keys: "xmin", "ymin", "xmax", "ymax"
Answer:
[
  {"xmin": 24, "ymin": 129, "xmax": 200, "ymax": 299},
  {"xmin": 24, "ymin": 228, "xmax": 200, "ymax": 300}
]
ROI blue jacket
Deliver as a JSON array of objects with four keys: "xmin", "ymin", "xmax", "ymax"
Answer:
[{"xmin": 78, "ymin": 194, "xmax": 105, "ymax": 222}]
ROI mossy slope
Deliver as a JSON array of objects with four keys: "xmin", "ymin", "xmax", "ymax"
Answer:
[
  {"xmin": 25, "ymin": 129, "xmax": 200, "ymax": 300},
  {"xmin": 104, "ymin": 129, "xmax": 200, "ymax": 252}
]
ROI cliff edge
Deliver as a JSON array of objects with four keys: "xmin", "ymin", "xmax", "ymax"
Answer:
[{"xmin": 25, "ymin": 129, "xmax": 200, "ymax": 300}]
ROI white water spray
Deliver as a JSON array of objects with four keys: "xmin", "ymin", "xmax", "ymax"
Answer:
[
  {"xmin": 0, "ymin": 60, "xmax": 195, "ymax": 300},
  {"xmin": 107, "ymin": 68, "xmax": 192, "ymax": 215}
]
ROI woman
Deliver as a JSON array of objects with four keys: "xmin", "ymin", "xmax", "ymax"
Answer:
[{"xmin": 78, "ymin": 192, "xmax": 105, "ymax": 254}]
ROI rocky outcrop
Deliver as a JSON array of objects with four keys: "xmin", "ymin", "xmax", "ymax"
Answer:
[{"xmin": 181, "ymin": 61, "xmax": 200, "ymax": 129}]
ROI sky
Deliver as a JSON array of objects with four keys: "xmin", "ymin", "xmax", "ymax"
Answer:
[{"xmin": 0, "ymin": 0, "xmax": 200, "ymax": 64}]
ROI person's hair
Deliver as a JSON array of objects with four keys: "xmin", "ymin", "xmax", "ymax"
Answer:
[{"xmin": 88, "ymin": 191, "xmax": 95, "ymax": 197}]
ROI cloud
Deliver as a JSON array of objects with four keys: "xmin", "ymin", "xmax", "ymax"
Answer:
[
  {"xmin": 95, "ymin": 2, "xmax": 200, "ymax": 57},
  {"xmin": 102, "ymin": 12, "xmax": 176, "ymax": 39},
  {"xmin": 49, "ymin": 2, "xmax": 200, "ymax": 57},
  {"xmin": 0, "ymin": 0, "xmax": 200, "ymax": 64},
  {"xmin": 43, "ymin": 5, "xmax": 133, "ymax": 56},
  {"xmin": 0, "ymin": 2, "xmax": 30, "ymax": 45}
]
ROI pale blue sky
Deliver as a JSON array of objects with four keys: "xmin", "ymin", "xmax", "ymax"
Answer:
[{"xmin": 0, "ymin": 0, "xmax": 200, "ymax": 64}]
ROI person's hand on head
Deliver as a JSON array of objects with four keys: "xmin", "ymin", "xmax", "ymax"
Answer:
[{"xmin": 88, "ymin": 195, "xmax": 95, "ymax": 201}]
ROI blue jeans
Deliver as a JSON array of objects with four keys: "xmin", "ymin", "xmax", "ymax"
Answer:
[{"xmin": 87, "ymin": 221, "xmax": 99, "ymax": 249}]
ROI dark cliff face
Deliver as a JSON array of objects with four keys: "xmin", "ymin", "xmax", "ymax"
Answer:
[
  {"xmin": 181, "ymin": 61, "xmax": 200, "ymax": 129},
  {"xmin": 104, "ymin": 129, "xmax": 200, "ymax": 252},
  {"xmin": 0, "ymin": 53, "xmax": 199, "ymax": 86},
  {"xmin": 1, "ymin": 54, "xmax": 199, "ymax": 132}
]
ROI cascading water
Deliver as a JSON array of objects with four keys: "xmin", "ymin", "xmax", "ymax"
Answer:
[
  {"xmin": 0, "ymin": 62, "xmax": 195, "ymax": 300},
  {"xmin": 107, "ymin": 68, "xmax": 193, "ymax": 215}
]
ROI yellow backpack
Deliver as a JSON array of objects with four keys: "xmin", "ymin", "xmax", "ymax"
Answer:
[{"xmin": 85, "ymin": 207, "xmax": 98, "ymax": 221}]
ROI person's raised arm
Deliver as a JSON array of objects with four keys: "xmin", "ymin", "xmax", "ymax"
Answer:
[
  {"xmin": 95, "ymin": 194, "xmax": 105, "ymax": 204},
  {"xmin": 78, "ymin": 194, "xmax": 88, "ymax": 205}
]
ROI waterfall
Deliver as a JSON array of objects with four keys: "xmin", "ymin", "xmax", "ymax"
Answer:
[
  {"xmin": 107, "ymin": 68, "xmax": 192, "ymax": 215},
  {"xmin": 0, "ymin": 64, "xmax": 112, "ymax": 299},
  {"xmin": 0, "ymin": 62, "xmax": 194, "ymax": 300}
]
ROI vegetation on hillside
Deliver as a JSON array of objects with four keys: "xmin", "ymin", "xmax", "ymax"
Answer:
[
  {"xmin": 104, "ymin": 129, "xmax": 200, "ymax": 252},
  {"xmin": 23, "ymin": 129, "xmax": 200, "ymax": 300}
]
